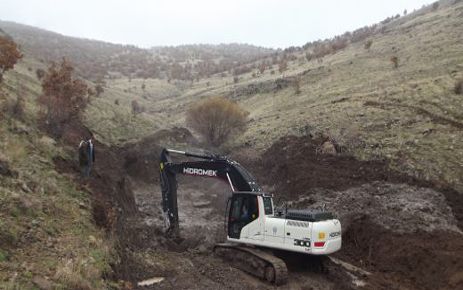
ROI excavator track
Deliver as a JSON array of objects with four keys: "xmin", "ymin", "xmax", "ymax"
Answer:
[{"xmin": 214, "ymin": 243, "xmax": 288, "ymax": 285}]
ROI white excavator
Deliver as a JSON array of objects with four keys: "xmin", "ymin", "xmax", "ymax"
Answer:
[{"xmin": 159, "ymin": 148, "xmax": 342, "ymax": 285}]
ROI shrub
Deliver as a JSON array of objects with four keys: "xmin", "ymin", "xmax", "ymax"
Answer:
[
  {"xmin": 390, "ymin": 56, "xmax": 399, "ymax": 68},
  {"xmin": 186, "ymin": 96, "xmax": 248, "ymax": 146},
  {"xmin": 2, "ymin": 95, "xmax": 25, "ymax": 120},
  {"xmin": 0, "ymin": 35, "xmax": 23, "ymax": 83},
  {"xmin": 278, "ymin": 61, "xmax": 288, "ymax": 73},
  {"xmin": 293, "ymin": 77, "xmax": 301, "ymax": 95},
  {"xmin": 35, "ymin": 68, "xmax": 45, "ymax": 80},
  {"xmin": 432, "ymin": 2, "xmax": 439, "ymax": 10},
  {"xmin": 131, "ymin": 100, "xmax": 144, "ymax": 115},
  {"xmin": 305, "ymin": 52, "xmax": 313, "ymax": 62},
  {"xmin": 331, "ymin": 37, "xmax": 348, "ymax": 51},
  {"xmin": 37, "ymin": 58, "xmax": 88, "ymax": 136},
  {"xmin": 455, "ymin": 79, "xmax": 463, "ymax": 95},
  {"xmin": 364, "ymin": 40, "xmax": 373, "ymax": 50},
  {"xmin": 95, "ymin": 84, "xmax": 104, "ymax": 97}
]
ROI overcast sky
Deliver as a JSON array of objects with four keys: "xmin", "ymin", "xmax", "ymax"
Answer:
[{"xmin": 0, "ymin": 0, "xmax": 434, "ymax": 48}]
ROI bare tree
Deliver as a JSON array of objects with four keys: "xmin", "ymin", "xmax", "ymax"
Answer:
[{"xmin": 186, "ymin": 97, "xmax": 248, "ymax": 146}]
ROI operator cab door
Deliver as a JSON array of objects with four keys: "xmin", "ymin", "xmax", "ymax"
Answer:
[{"xmin": 228, "ymin": 194, "xmax": 261, "ymax": 239}]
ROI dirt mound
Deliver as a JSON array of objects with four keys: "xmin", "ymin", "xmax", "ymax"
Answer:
[
  {"xmin": 292, "ymin": 182, "xmax": 460, "ymax": 234},
  {"xmin": 254, "ymin": 135, "xmax": 463, "ymax": 229},
  {"xmin": 122, "ymin": 127, "xmax": 195, "ymax": 183},
  {"xmin": 251, "ymin": 135, "xmax": 463, "ymax": 289},
  {"xmin": 339, "ymin": 217, "xmax": 463, "ymax": 290}
]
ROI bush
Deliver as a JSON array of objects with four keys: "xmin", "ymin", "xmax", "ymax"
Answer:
[
  {"xmin": 364, "ymin": 40, "xmax": 373, "ymax": 50},
  {"xmin": 390, "ymin": 56, "xmax": 399, "ymax": 68},
  {"xmin": 35, "ymin": 68, "xmax": 45, "ymax": 80},
  {"xmin": 455, "ymin": 79, "xmax": 463, "ymax": 95},
  {"xmin": 293, "ymin": 77, "xmax": 301, "ymax": 95},
  {"xmin": 2, "ymin": 95, "xmax": 25, "ymax": 120},
  {"xmin": 186, "ymin": 96, "xmax": 248, "ymax": 146},
  {"xmin": 131, "ymin": 100, "xmax": 144, "ymax": 115},
  {"xmin": 278, "ymin": 61, "xmax": 288, "ymax": 73},
  {"xmin": 37, "ymin": 58, "xmax": 88, "ymax": 136},
  {"xmin": 0, "ymin": 35, "xmax": 23, "ymax": 83}
]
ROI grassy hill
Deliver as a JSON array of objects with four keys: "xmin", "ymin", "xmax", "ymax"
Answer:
[
  {"xmin": 0, "ymin": 20, "xmax": 274, "ymax": 81},
  {"xmin": 0, "ymin": 60, "xmax": 113, "ymax": 288},
  {"xmin": 3, "ymin": 1, "xmax": 460, "ymax": 190},
  {"xmin": 84, "ymin": 0, "xmax": 463, "ymax": 191}
]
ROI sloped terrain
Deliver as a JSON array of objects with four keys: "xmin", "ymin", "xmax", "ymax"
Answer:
[{"xmin": 1, "ymin": 1, "xmax": 463, "ymax": 289}]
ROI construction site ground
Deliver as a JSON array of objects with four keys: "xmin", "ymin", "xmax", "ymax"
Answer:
[{"xmin": 52, "ymin": 123, "xmax": 463, "ymax": 290}]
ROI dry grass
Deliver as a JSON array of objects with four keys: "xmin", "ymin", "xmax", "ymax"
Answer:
[
  {"xmin": 0, "ymin": 64, "xmax": 112, "ymax": 289},
  {"xmin": 89, "ymin": 1, "xmax": 463, "ymax": 192}
]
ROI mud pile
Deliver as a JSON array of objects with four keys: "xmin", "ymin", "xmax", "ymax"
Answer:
[
  {"xmin": 255, "ymin": 135, "xmax": 463, "ymax": 229},
  {"xmin": 251, "ymin": 135, "xmax": 463, "ymax": 290},
  {"xmin": 292, "ymin": 182, "xmax": 460, "ymax": 233},
  {"xmin": 122, "ymin": 127, "xmax": 195, "ymax": 183}
]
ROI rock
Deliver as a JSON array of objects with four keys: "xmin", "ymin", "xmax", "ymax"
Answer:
[
  {"xmin": 39, "ymin": 136, "xmax": 56, "ymax": 147},
  {"xmin": 320, "ymin": 141, "xmax": 337, "ymax": 155},
  {"xmin": 21, "ymin": 183, "xmax": 31, "ymax": 193},
  {"xmin": 88, "ymin": 235, "xmax": 97, "ymax": 245},
  {"xmin": 138, "ymin": 277, "xmax": 164, "ymax": 286}
]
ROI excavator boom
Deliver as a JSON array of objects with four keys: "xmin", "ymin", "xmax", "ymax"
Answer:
[{"xmin": 160, "ymin": 148, "xmax": 261, "ymax": 232}]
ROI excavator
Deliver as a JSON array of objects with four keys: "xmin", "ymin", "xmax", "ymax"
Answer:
[{"xmin": 159, "ymin": 148, "xmax": 342, "ymax": 285}]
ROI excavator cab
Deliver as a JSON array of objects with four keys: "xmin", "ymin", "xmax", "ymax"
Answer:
[{"xmin": 228, "ymin": 193, "xmax": 259, "ymax": 239}]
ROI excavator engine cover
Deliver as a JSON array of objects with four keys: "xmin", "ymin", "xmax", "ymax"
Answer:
[{"xmin": 285, "ymin": 209, "xmax": 334, "ymax": 222}]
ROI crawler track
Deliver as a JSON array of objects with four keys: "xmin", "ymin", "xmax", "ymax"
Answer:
[{"xmin": 214, "ymin": 243, "xmax": 288, "ymax": 285}]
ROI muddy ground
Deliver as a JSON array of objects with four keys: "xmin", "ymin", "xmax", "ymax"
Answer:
[{"xmin": 53, "ymin": 124, "xmax": 463, "ymax": 290}]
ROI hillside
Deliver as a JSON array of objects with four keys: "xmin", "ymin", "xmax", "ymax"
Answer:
[
  {"xmin": 0, "ymin": 20, "xmax": 274, "ymax": 81},
  {"xmin": 1, "ymin": 0, "xmax": 463, "ymax": 289},
  {"xmin": 87, "ymin": 0, "xmax": 462, "ymax": 191}
]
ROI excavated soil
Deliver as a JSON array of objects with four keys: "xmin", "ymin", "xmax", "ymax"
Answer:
[
  {"xmin": 52, "ymin": 120, "xmax": 463, "ymax": 290},
  {"xmin": 253, "ymin": 135, "xmax": 463, "ymax": 229},
  {"xmin": 245, "ymin": 135, "xmax": 463, "ymax": 290}
]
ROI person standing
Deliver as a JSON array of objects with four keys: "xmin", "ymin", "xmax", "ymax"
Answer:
[
  {"xmin": 78, "ymin": 138, "xmax": 95, "ymax": 177},
  {"xmin": 86, "ymin": 139, "xmax": 95, "ymax": 177}
]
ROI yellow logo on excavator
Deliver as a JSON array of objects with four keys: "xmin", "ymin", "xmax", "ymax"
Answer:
[{"xmin": 318, "ymin": 232, "xmax": 326, "ymax": 240}]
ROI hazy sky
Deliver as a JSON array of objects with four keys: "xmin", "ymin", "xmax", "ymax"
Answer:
[{"xmin": 0, "ymin": 0, "xmax": 434, "ymax": 48}]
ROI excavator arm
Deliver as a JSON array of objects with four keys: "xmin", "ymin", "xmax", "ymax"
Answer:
[{"xmin": 159, "ymin": 148, "xmax": 262, "ymax": 232}]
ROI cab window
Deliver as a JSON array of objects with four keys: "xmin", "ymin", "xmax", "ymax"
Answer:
[{"xmin": 263, "ymin": 197, "xmax": 273, "ymax": 215}]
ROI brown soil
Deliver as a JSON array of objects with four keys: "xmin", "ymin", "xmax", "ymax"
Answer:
[
  {"xmin": 245, "ymin": 135, "xmax": 463, "ymax": 290},
  {"xmin": 253, "ymin": 135, "xmax": 463, "ymax": 229},
  {"xmin": 339, "ymin": 216, "xmax": 463, "ymax": 290},
  {"xmin": 51, "ymin": 118, "xmax": 463, "ymax": 290}
]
